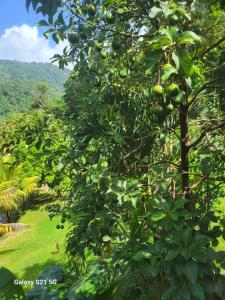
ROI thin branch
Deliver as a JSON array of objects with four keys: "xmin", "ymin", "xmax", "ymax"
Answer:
[
  {"xmin": 189, "ymin": 120, "xmax": 225, "ymax": 149},
  {"xmin": 196, "ymin": 36, "xmax": 225, "ymax": 58},
  {"xmin": 188, "ymin": 78, "xmax": 222, "ymax": 108}
]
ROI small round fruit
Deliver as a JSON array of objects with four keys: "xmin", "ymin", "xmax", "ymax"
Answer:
[
  {"xmin": 61, "ymin": 218, "xmax": 66, "ymax": 224},
  {"xmin": 100, "ymin": 50, "xmax": 107, "ymax": 59},
  {"xmin": 167, "ymin": 104, "xmax": 174, "ymax": 111},
  {"xmin": 68, "ymin": 32, "xmax": 79, "ymax": 44},
  {"xmin": 112, "ymin": 39, "xmax": 120, "ymax": 51},
  {"xmin": 95, "ymin": 42, "xmax": 102, "ymax": 52},
  {"xmin": 62, "ymin": 212, "xmax": 67, "ymax": 218},
  {"xmin": 152, "ymin": 84, "xmax": 163, "ymax": 96},
  {"xmin": 105, "ymin": 12, "xmax": 114, "ymax": 24},
  {"xmin": 166, "ymin": 83, "xmax": 179, "ymax": 97},
  {"xmin": 56, "ymin": 225, "xmax": 61, "ymax": 230},
  {"xmin": 150, "ymin": 103, "xmax": 163, "ymax": 114},
  {"xmin": 60, "ymin": 225, "xmax": 64, "ymax": 229},
  {"xmin": 163, "ymin": 63, "xmax": 173, "ymax": 69},
  {"xmin": 119, "ymin": 68, "xmax": 129, "ymax": 78},
  {"xmin": 131, "ymin": 56, "xmax": 137, "ymax": 63},
  {"xmin": 87, "ymin": 4, "xmax": 95, "ymax": 16}
]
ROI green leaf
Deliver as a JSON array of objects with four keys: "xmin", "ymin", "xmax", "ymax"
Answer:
[
  {"xmin": 162, "ymin": 285, "xmax": 179, "ymax": 300},
  {"xmin": 0, "ymin": 267, "xmax": 26, "ymax": 300},
  {"xmin": 38, "ymin": 20, "xmax": 49, "ymax": 26},
  {"xmin": 162, "ymin": 64, "xmax": 178, "ymax": 82},
  {"xmin": 189, "ymin": 283, "xmax": 205, "ymax": 300},
  {"xmin": 174, "ymin": 198, "xmax": 188, "ymax": 209},
  {"xmin": 177, "ymin": 31, "xmax": 201, "ymax": 45},
  {"xmin": 174, "ymin": 286, "xmax": 191, "ymax": 300},
  {"xmin": 52, "ymin": 32, "xmax": 59, "ymax": 44},
  {"xmin": 132, "ymin": 250, "xmax": 151, "ymax": 262},
  {"xmin": 164, "ymin": 249, "xmax": 180, "ymax": 262},
  {"xmin": 145, "ymin": 50, "xmax": 162, "ymax": 75},
  {"xmin": 172, "ymin": 51, "xmax": 180, "ymax": 70},
  {"xmin": 184, "ymin": 261, "xmax": 199, "ymax": 283},
  {"xmin": 178, "ymin": 51, "xmax": 193, "ymax": 77},
  {"xmin": 149, "ymin": 6, "xmax": 162, "ymax": 18},
  {"xmin": 151, "ymin": 212, "xmax": 167, "ymax": 222},
  {"xmin": 182, "ymin": 227, "xmax": 192, "ymax": 245}
]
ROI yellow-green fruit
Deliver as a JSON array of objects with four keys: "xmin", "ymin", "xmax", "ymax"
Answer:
[
  {"xmin": 167, "ymin": 104, "xmax": 174, "ymax": 111},
  {"xmin": 119, "ymin": 68, "xmax": 129, "ymax": 78},
  {"xmin": 163, "ymin": 63, "xmax": 173, "ymax": 70},
  {"xmin": 95, "ymin": 42, "xmax": 102, "ymax": 52},
  {"xmin": 100, "ymin": 50, "xmax": 107, "ymax": 59},
  {"xmin": 87, "ymin": 4, "xmax": 95, "ymax": 16},
  {"xmin": 152, "ymin": 84, "xmax": 163, "ymax": 96},
  {"xmin": 150, "ymin": 103, "xmax": 163, "ymax": 114},
  {"xmin": 166, "ymin": 83, "xmax": 179, "ymax": 97},
  {"xmin": 105, "ymin": 12, "xmax": 114, "ymax": 24},
  {"xmin": 68, "ymin": 32, "xmax": 79, "ymax": 44}
]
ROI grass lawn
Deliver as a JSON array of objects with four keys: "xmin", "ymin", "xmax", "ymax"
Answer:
[{"xmin": 0, "ymin": 205, "xmax": 69, "ymax": 289}]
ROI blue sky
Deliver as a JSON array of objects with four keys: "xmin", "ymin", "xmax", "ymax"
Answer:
[
  {"xmin": 0, "ymin": 0, "xmax": 40, "ymax": 36},
  {"xmin": 0, "ymin": 0, "xmax": 67, "ymax": 63}
]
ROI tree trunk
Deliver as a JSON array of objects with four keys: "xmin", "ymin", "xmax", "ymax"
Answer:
[{"xmin": 180, "ymin": 103, "xmax": 190, "ymax": 199}]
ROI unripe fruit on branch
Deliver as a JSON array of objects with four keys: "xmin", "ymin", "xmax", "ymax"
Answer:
[
  {"xmin": 87, "ymin": 4, "xmax": 95, "ymax": 16},
  {"xmin": 68, "ymin": 32, "xmax": 79, "ymax": 44},
  {"xmin": 152, "ymin": 84, "xmax": 163, "ymax": 96},
  {"xmin": 166, "ymin": 83, "xmax": 179, "ymax": 97},
  {"xmin": 100, "ymin": 50, "xmax": 107, "ymax": 59},
  {"xmin": 167, "ymin": 104, "xmax": 174, "ymax": 111}
]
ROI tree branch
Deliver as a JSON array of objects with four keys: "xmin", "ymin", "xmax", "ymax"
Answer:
[
  {"xmin": 189, "ymin": 120, "xmax": 225, "ymax": 149},
  {"xmin": 196, "ymin": 36, "xmax": 225, "ymax": 58}
]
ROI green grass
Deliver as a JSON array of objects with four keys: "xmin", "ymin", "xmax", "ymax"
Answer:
[{"xmin": 0, "ymin": 205, "xmax": 68, "ymax": 289}]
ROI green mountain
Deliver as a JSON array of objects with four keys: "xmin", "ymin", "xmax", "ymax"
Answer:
[{"xmin": 0, "ymin": 60, "xmax": 70, "ymax": 116}]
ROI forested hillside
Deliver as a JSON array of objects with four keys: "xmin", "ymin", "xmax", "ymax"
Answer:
[{"xmin": 0, "ymin": 60, "xmax": 69, "ymax": 116}]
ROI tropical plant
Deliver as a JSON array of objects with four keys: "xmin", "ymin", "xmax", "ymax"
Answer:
[
  {"xmin": 0, "ymin": 157, "xmax": 38, "ymax": 220},
  {"xmin": 26, "ymin": 0, "xmax": 225, "ymax": 299}
]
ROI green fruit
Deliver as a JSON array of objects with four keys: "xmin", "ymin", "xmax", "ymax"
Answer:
[
  {"xmin": 152, "ymin": 84, "xmax": 163, "ymax": 96},
  {"xmin": 112, "ymin": 39, "xmax": 120, "ymax": 51},
  {"xmin": 162, "ymin": 63, "xmax": 173, "ymax": 70},
  {"xmin": 56, "ymin": 225, "xmax": 60, "ymax": 230},
  {"xmin": 61, "ymin": 219, "xmax": 66, "ymax": 224},
  {"xmin": 62, "ymin": 212, "xmax": 67, "ymax": 218},
  {"xmin": 105, "ymin": 12, "xmax": 114, "ymax": 24},
  {"xmin": 60, "ymin": 225, "xmax": 64, "ymax": 229},
  {"xmin": 68, "ymin": 32, "xmax": 79, "ymax": 44},
  {"xmin": 166, "ymin": 83, "xmax": 179, "ymax": 97},
  {"xmin": 131, "ymin": 56, "xmax": 137, "ymax": 63},
  {"xmin": 150, "ymin": 104, "xmax": 163, "ymax": 114},
  {"xmin": 100, "ymin": 50, "xmax": 107, "ymax": 59},
  {"xmin": 167, "ymin": 104, "xmax": 174, "ymax": 111},
  {"xmin": 119, "ymin": 68, "xmax": 129, "ymax": 78},
  {"xmin": 95, "ymin": 42, "xmax": 102, "ymax": 52},
  {"xmin": 87, "ymin": 4, "xmax": 95, "ymax": 16}
]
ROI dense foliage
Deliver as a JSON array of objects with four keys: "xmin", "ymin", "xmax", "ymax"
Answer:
[
  {"xmin": 25, "ymin": 0, "xmax": 225, "ymax": 299},
  {"xmin": 1, "ymin": 0, "xmax": 225, "ymax": 299},
  {"xmin": 0, "ymin": 60, "xmax": 69, "ymax": 116}
]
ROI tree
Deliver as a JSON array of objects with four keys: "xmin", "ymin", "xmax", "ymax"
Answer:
[
  {"xmin": 0, "ymin": 157, "xmax": 38, "ymax": 222},
  {"xmin": 27, "ymin": 0, "xmax": 225, "ymax": 298}
]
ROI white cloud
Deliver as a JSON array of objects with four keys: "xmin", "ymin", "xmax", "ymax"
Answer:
[{"xmin": 0, "ymin": 24, "xmax": 69, "ymax": 65}]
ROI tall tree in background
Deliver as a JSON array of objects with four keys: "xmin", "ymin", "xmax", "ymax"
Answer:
[{"xmin": 27, "ymin": 0, "xmax": 225, "ymax": 298}]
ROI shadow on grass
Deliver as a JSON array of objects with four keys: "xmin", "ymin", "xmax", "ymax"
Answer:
[
  {"xmin": 21, "ymin": 259, "xmax": 59, "ymax": 281},
  {"xmin": 0, "ymin": 248, "xmax": 20, "ymax": 256}
]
